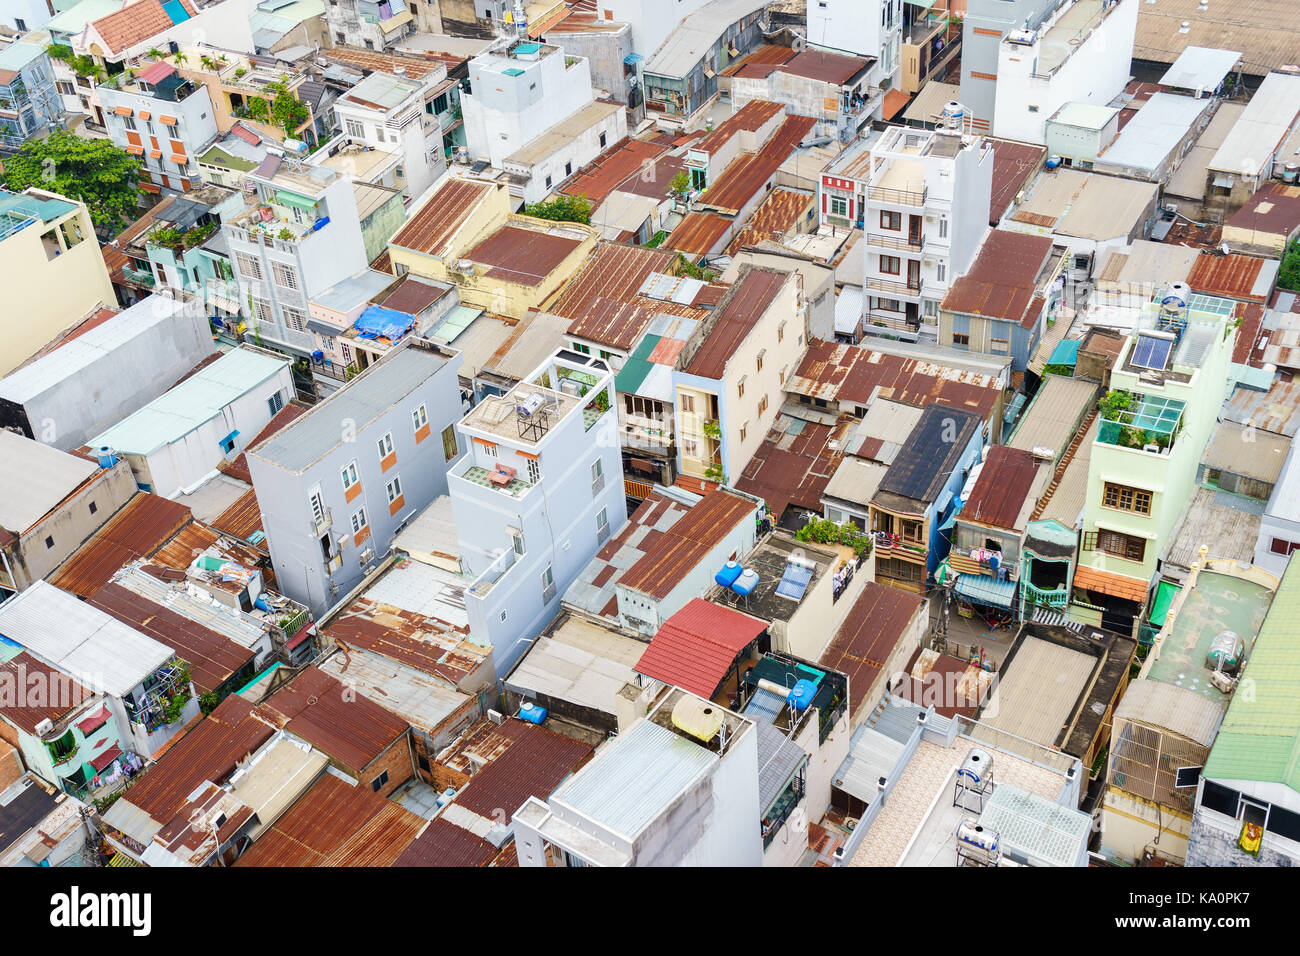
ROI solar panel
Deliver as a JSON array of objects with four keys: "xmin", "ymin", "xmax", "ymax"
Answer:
[
  {"xmin": 1131, "ymin": 333, "xmax": 1173, "ymax": 370},
  {"xmin": 775, "ymin": 564, "xmax": 813, "ymax": 601}
]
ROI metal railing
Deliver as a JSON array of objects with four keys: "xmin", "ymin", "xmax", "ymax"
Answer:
[
  {"xmin": 865, "ymin": 232, "xmax": 924, "ymax": 253},
  {"xmin": 865, "ymin": 275, "xmax": 922, "ymax": 296},
  {"xmin": 866, "ymin": 184, "xmax": 927, "ymax": 206}
]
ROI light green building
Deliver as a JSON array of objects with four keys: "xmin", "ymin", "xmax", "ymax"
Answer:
[{"xmin": 1072, "ymin": 291, "xmax": 1238, "ymax": 630}]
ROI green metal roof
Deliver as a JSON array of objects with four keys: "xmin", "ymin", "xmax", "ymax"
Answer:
[
  {"xmin": 614, "ymin": 333, "xmax": 660, "ymax": 395},
  {"xmin": 1202, "ymin": 559, "xmax": 1300, "ymax": 790},
  {"xmin": 1148, "ymin": 580, "xmax": 1181, "ymax": 628}
]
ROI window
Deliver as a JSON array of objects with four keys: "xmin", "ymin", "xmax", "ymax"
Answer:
[
  {"xmin": 336, "ymin": 32, "xmax": 345, "ymax": 43},
  {"xmin": 739, "ymin": 422, "xmax": 747, "ymax": 443},
  {"xmin": 938, "ymin": 218, "xmax": 948, "ymax": 239},
  {"xmin": 412, "ymin": 404, "xmax": 428, "ymax": 431},
  {"xmin": 952, "ymin": 333, "xmax": 970, "ymax": 348},
  {"xmin": 309, "ymin": 489, "xmax": 325, "ymax": 525},
  {"xmin": 599, "ymin": 131, "xmax": 607, "ymax": 147},
  {"xmin": 1103, "ymin": 482, "xmax": 1153, "ymax": 516},
  {"xmin": 571, "ymin": 342, "xmax": 591, "ymax": 355},
  {"xmin": 596, "ymin": 507, "xmax": 609, "ymax": 535},
  {"xmin": 350, "ymin": 507, "xmax": 369, "ymax": 534},
  {"xmin": 482, "ymin": 442, "xmax": 498, "ymax": 458},
  {"xmin": 235, "ymin": 252, "xmax": 261, "ymax": 279},
  {"xmin": 758, "ymin": 395, "xmax": 768, "ymax": 415},
  {"xmin": 756, "ymin": 351, "xmax": 764, "ymax": 373},
  {"xmin": 271, "ymin": 262, "xmax": 299, "ymax": 290},
  {"xmin": 880, "ymin": 255, "xmax": 901, "ymax": 275},
  {"xmin": 124, "ymin": 115, "xmax": 137, "ymax": 131},
  {"xmin": 511, "ymin": 529, "xmax": 525, "ymax": 556},
  {"xmin": 1027, "ymin": 104, "xmax": 1039, "ymax": 113},
  {"xmin": 45, "ymin": 535, "xmax": 54, "ymax": 549},
  {"xmin": 341, "ymin": 460, "xmax": 359, "ymax": 491},
  {"xmin": 936, "ymin": 262, "xmax": 946, "ymax": 282},
  {"xmin": 385, "ymin": 475, "xmax": 402, "ymax": 503},
  {"xmin": 526, "ymin": 457, "xmax": 541, "ymax": 483},
  {"xmin": 738, "ymin": 378, "xmax": 745, "ymax": 399},
  {"xmin": 990, "ymin": 336, "xmax": 1008, "ymax": 355},
  {"xmin": 267, "ymin": 391, "xmax": 285, "ymax": 416},
  {"xmin": 88, "ymin": 501, "xmax": 98, "ymax": 515},
  {"xmin": 370, "ymin": 770, "xmax": 389, "ymax": 792},
  {"xmin": 564, "ymin": 161, "xmax": 572, "ymax": 176},
  {"xmin": 220, "ymin": 433, "xmax": 238, "ymax": 455},
  {"xmin": 441, "ymin": 424, "xmax": 458, "ymax": 462},
  {"xmin": 544, "ymin": 174, "xmax": 553, "ymax": 189},
  {"xmin": 880, "ymin": 211, "xmax": 901, "ymax": 230},
  {"xmin": 541, "ymin": 564, "xmax": 555, "ymax": 601},
  {"xmin": 377, "ymin": 431, "xmax": 394, "ymax": 459},
  {"xmin": 57, "ymin": 80, "xmax": 75, "ymax": 95},
  {"xmin": 1085, "ymin": 529, "xmax": 1146, "ymax": 562},
  {"xmin": 591, "ymin": 458, "xmax": 604, "ymax": 494},
  {"xmin": 1269, "ymin": 538, "xmax": 1300, "ymax": 557},
  {"xmin": 830, "ymin": 196, "xmax": 848, "ymax": 217},
  {"xmin": 777, "ymin": 321, "xmax": 785, "ymax": 343}
]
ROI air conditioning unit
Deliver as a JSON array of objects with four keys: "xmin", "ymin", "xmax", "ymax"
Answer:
[
  {"xmin": 487, "ymin": 709, "xmax": 505, "ymax": 725},
  {"xmin": 359, "ymin": 547, "xmax": 375, "ymax": 565},
  {"xmin": 35, "ymin": 718, "xmax": 54, "ymax": 737}
]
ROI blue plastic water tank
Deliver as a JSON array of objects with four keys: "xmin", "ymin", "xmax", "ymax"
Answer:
[
  {"xmin": 95, "ymin": 445, "xmax": 118, "ymax": 469},
  {"xmin": 788, "ymin": 679, "xmax": 818, "ymax": 711},
  {"xmin": 312, "ymin": 216, "xmax": 330, "ymax": 232},
  {"xmin": 714, "ymin": 561, "xmax": 742, "ymax": 588},
  {"xmin": 255, "ymin": 593, "xmax": 272, "ymax": 612},
  {"xmin": 731, "ymin": 568, "xmax": 759, "ymax": 596},
  {"xmin": 311, "ymin": 349, "xmax": 325, "ymax": 363},
  {"xmin": 518, "ymin": 702, "xmax": 548, "ymax": 725}
]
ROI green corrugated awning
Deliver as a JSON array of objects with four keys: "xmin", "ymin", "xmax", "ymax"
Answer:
[
  {"xmin": 1148, "ymin": 580, "xmax": 1181, "ymax": 628},
  {"xmin": 277, "ymin": 189, "xmax": 318, "ymax": 212},
  {"xmin": 905, "ymin": 0, "xmax": 938, "ymax": 7},
  {"xmin": 1048, "ymin": 339, "xmax": 1079, "ymax": 367}
]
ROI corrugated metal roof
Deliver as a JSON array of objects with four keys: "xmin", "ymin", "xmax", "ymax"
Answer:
[
  {"xmin": 1202, "ymin": 557, "xmax": 1300, "ymax": 789},
  {"xmin": 1164, "ymin": 486, "xmax": 1264, "ymax": 569},
  {"xmin": 463, "ymin": 224, "xmax": 585, "ymax": 287},
  {"xmin": 684, "ymin": 267, "xmax": 788, "ymax": 379},
  {"xmin": 820, "ymin": 583, "xmax": 923, "ymax": 716},
  {"xmin": 1202, "ymin": 420, "xmax": 1290, "ymax": 483},
  {"xmin": 876, "ymin": 404, "xmax": 980, "ymax": 505},
  {"xmin": 0, "ymin": 653, "xmax": 90, "ymax": 733},
  {"xmin": 88, "ymin": 584, "xmax": 254, "ymax": 695},
  {"xmin": 453, "ymin": 719, "xmax": 592, "ymax": 820},
  {"xmin": 258, "ymin": 666, "xmax": 408, "ymax": 773},
  {"xmin": 667, "ymin": 211, "xmax": 732, "ymax": 257},
  {"xmin": 235, "ymin": 771, "xmax": 423, "ymax": 866},
  {"xmin": 47, "ymin": 492, "xmax": 192, "ymax": 598},
  {"xmin": 634, "ymin": 598, "xmax": 767, "ymax": 698},
  {"xmin": 390, "ymin": 178, "xmax": 494, "ymax": 258},
  {"xmin": 832, "ymin": 722, "xmax": 905, "ymax": 804},
  {"xmin": 1008, "ymin": 376, "xmax": 1097, "ymax": 464},
  {"xmin": 1159, "ymin": 45, "xmax": 1242, "ymax": 91},
  {"xmin": 822, "ymin": 456, "xmax": 888, "ymax": 508},
  {"xmin": 1224, "ymin": 379, "xmax": 1300, "ymax": 437},
  {"xmin": 319, "ymin": 646, "xmax": 470, "ymax": 735},
  {"xmin": 504, "ymin": 616, "xmax": 646, "ymax": 715},
  {"xmin": 941, "ymin": 229, "xmax": 1055, "ymax": 326},
  {"xmin": 698, "ymin": 115, "xmax": 816, "ymax": 216},
  {"xmin": 1096, "ymin": 92, "xmax": 1210, "ymax": 174},
  {"xmin": 0, "ymin": 432, "xmax": 99, "ymax": 534},
  {"xmin": 394, "ymin": 816, "xmax": 498, "ymax": 866},
  {"xmin": 754, "ymin": 720, "xmax": 807, "ymax": 813},
  {"xmin": 250, "ymin": 344, "xmax": 452, "ymax": 473},
  {"xmin": 550, "ymin": 718, "xmax": 717, "ymax": 838},
  {"xmin": 726, "ymin": 187, "xmax": 814, "ymax": 256},
  {"xmin": 961, "ymin": 446, "xmax": 1044, "ymax": 532},
  {"xmin": 619, "ymin": 489, "xmax": 757, "ymax": 599},
  {"xmin": 1207, "ymin": 70, "xmax": 1300, "ymax": 177},
  {"xmin": 1187, "ymin": 252, "xmax": 1277, "ymax": 303},
  {"xmin": 980, "ymin": 637, "xmax": 1095, "ymax": 748},
  {"xmin": 0, "ymin": 581, "xmax": 173, "ymax": 697},
  {"xmin": 1116, "ymin": 678, "xmax": 1223, "ymax": 747},
  {"xmin": 1035, "ymin": 417, "xmax": 1098, "ymax": 528}
]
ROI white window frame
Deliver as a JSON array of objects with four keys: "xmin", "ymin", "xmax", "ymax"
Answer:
[
  {"xmin": 341, "ymin": 460, "xmax": 359, "ymax": 491},
  {"xmin": 385, "ymin": 475, "xmax": 402, "ymax": 503},
  {"xmin": 350, "ymin": 507, "xmax": 368, "ymax": 534},
  {"xmin": 412, "ymin": 403, "xmax": 428, "ymax": 431},
  {"xmin": 377, "ymin": 431, "xmax": 394, "ymax": 459}
]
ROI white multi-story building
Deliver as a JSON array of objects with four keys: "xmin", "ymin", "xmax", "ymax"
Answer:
[
  {"xmin": 857, "ymin": 121, "xmax": 993, "ymax": 340},
  {"xmin": 324, "ymin": 68, "xmax": 447, "ymax": 203},
  {"xmin": 992, "ymin": 0, "xmax": 1139, "ymax": 145},
  {"xmin": 806, "ymin": 0, "xmax": 903, "ymax": 88},
  {"xmin": 246, "ymin": 338, "xmax": 465, "ymax": 618},
  {"xmin": 223, "ymin": 159, "xmax": 369, "ymax": 362},
  {"xmin": 324, "ymin": 0, "xmax": 416, "ymax": 51},
  {"xmin": 461, "ymin": 39, "xmax": 625, "ymax": 203},
  {"xmin": 448, "ymin": 349, "xmax": 627, "ymax": 677},
  {"xmin": 95, "ymin": 62, "xmax": 219, "ymax": 198}
]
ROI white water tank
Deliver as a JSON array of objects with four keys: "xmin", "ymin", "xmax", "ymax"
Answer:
[{"xmin": 957, "ymin": 748, "xmax": 993, "ymax": 787}]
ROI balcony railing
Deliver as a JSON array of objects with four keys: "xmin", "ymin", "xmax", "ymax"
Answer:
[
  {"xmin": 866, "ymin": 184, "xmax": 927, "ymax": 206},
  {"xmin": 865, "ymin": 275, "xmax": 922, "ymax": 297},
  {"xmin": 866, "ymin": 233, "xmax": 924, "ymax": 253},
  {"xmin": 1021, "ymin": 581, "xmax": 1069, "ymax": 608}
]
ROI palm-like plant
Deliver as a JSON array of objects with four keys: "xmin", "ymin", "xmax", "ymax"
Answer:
[
  {"xmin": 172, "ymin": 51, "xmax": 188, "ymax": 67},
  {"xmin": 145, "ymin": 47, "xmax": 165, "ymax": 61}
]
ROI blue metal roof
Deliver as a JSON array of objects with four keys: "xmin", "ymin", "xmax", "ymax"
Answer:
[{"xmin": 953, "ymin": 573, "xmax": 1017, "ymax": 609}]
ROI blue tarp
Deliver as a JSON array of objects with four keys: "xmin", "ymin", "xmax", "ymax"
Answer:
[
  {"xmin": 353, "ymin": 305, "xmax": 414, "ymax": 342},
  {"xmin": 953, "ymin": 573, "xmax": 1017, "ymax": 609}
]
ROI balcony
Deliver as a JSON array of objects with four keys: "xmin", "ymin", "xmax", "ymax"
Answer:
[
  {"xmin": 1021, "ymin": 581, "xmax": 1069, "ymax": 608},
  {"xmin": 865, "ymin": 275, "xmax": 922, "ymax": 297},
  {"xmin": 866, "ymin": 184, "xmax": 927, "ymax": 206},
  {"xmin": 122, "ymin": 265, "xmax": 156, "ymax": 287},
  {"xmin": 1097, "ymin": 391, "xmax": 1185, "ymax": 454},
  {"xmin": 467, "ymin": 547, "xmax": 517, "ymax": 597},
  {"xmin": 459, "ymin": 464, "xmax": 533, "ymax": 500},
  {"xmin": 866, "ymin": 233, "xmax": 924, "ymax": 253}
]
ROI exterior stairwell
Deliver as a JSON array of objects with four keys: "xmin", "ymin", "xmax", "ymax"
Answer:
[{"xmin": 1030, "ymin": 408, "xmax": 1098, "ymax": 522}]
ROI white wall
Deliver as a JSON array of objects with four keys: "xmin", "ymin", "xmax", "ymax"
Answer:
[
  {"xmin": 992, "ymin": 0, "xmax": 1138, "ymax": 145},
  {"xmin": 606, "ymin": 0, "xmax": 714, "ymax": 57}
]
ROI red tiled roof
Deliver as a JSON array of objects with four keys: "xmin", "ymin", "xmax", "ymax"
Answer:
[
  {"xmin": 820, "ymin": 582, "xmax": 923, "ymax": 715},
  {"xmin": 230, "ymin": 123, "xmax": 261, "ymax": 145},
  {"xmin": 960, "ymin": 446, "xmax": 1041, "ymax": 531},
  {"xmin": 257, "ymin": 666, "xmax": 407, "ymax": 773},
  {"xmin": 1187, "ymin": 251, "xmax": 1271, "ymax": 302},
  {"xmin": 91, "ymin": 744, "xmax": 123, "ymax": 773},
  {"xmin": 92, "ymin": 0, "xmax": 195, "ymax": 57},
  {"xmin": 136, "ymin": 60, "xmax": 175, "ymax": 85},
  {"xmin": 635, "ymin": 599, "xmax": 768, "ymax": 698}
]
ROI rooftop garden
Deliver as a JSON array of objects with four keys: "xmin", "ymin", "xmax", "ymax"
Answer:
[{"xmin": 1098, "ymin": 389, "xmax": 1184, "ymax": 452}]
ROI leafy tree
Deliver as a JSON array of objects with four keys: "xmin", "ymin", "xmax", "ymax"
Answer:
[
  {"xmin": 1279, "ymin": 239, "xmax": 1300, "ymax": 292},
  {"xmin": 268, "ymin": 82, "xmax": 309, "ymax": 134},
  {"xmin": 669, "ymin": 170, "xmax": 690, "ymax": 196},
  {"xmin": 523, "ymin": 193, "xmax": 592, "ymax": 224},
  {"xmin": 2, "ymin": 132, "xmax": 139, "ymax": 232},
  {"xmin": 675, "ymin": 252, "xmax": 716, "ymax": 281}
]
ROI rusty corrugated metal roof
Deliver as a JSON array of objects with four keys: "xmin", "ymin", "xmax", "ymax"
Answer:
[
  {"xmin": 257, "ymin": 666, "xmax": 407, "ymax": 774},
  {"xmin": 735, "ymin": 412, "xmax": 854, "ymax": 522},
  {"xmin": 325, "ymin": 591, "xmax": 485, "ymax": 687},
  {"xmin": 464, "ymin": 224, "xmax": 584, "ymax": 287},
  {"xmin": 48, "ymin": 493, "xmax": 192, "ymax": 598},
  {"xmin": 684, "ymin": 266, "xmax": 788, "ymax": 379},
  {"xmin": 820, "ymin": 583, "xmax": 923, "ymax": 715},
  {"xmin": 452, "ymin": 718, "xmax": 592, "ymax": 821},
  {"xmin": 988, "ymin": 139, "xmax": 1046, "ymax": 225},
  {"xmin": 1187, "ymin": 251, "xmax": 1270, "ymax": 302},
  {"xmin": 699, "ymin": 115, "xmax": 816, "ymax": 216},
  {"xmin": 390, "ymin": 178, "xmax": 494, "ymax": 258},
  {"xmin": 235, "ymin": 771, "xmax": 423, "ymax": 866},
  {"xmin": 559, "ymin": 138, "xmax": 674, "ymax": 207},
  {"xmin": 726, "ymin": 187, "xmax": 814, "ymax": 256},
  {"xmin": 618, "ymin": 489, "xmax": 757, "ymax": 599},
  {"xmin": 960, "ymin": 446, "xmax": 1042, "ymax": 532},
  {"xmin": 0, "ymin": 653, "xmax": 90, "ymax": 734},
  {"xmin": 668, "ymin": 211, "xmax": 733, "ymax": 257},
  {"xmin": 219, "ymin": 403, "xmax": 307, "ymax": 484}
]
